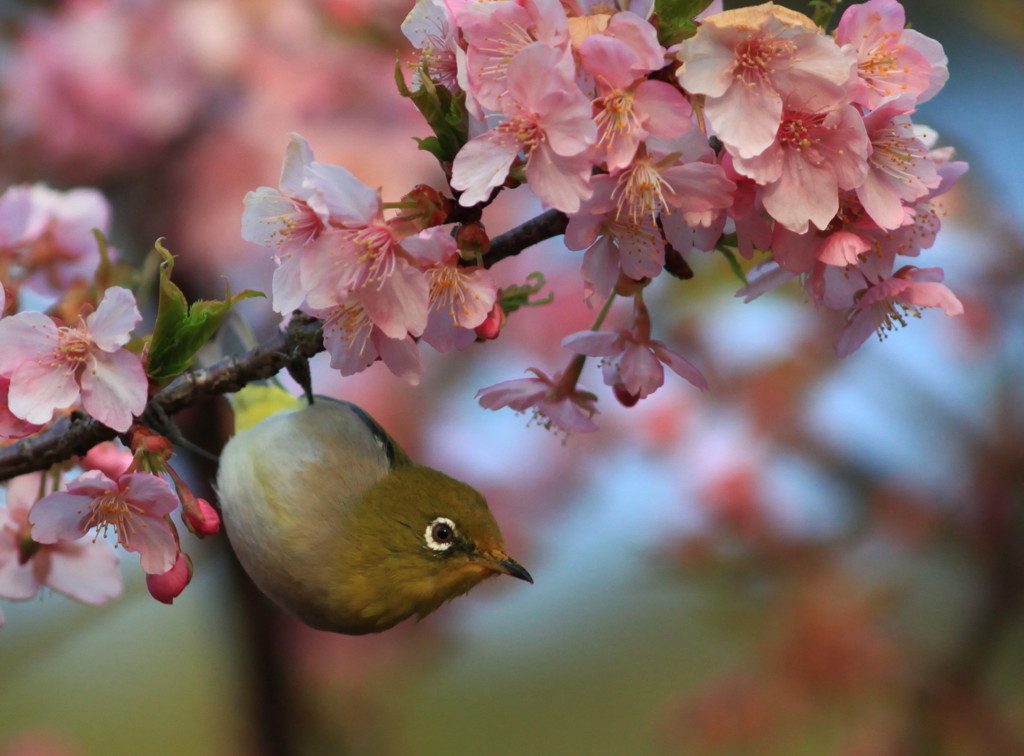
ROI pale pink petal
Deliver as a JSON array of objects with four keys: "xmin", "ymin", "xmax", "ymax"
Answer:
[
  {"xmin": 29, "ymin": 490, "xmax": 98, "ymax": 544},
  {"xmin": 8, "ymin": 355, "xmax": 81, "ymax": 425},
  {"xmin": 124, "ymin": 516, "xmax": 178, "ymax": 575},
  {"xmin": 358, "ymin": 262, "xmax": 430, "ymax": 339},
  {"xmin": 561, "ymin": 330, "xmax": 623, "ymax": 357},
  {"xmin": 80, "ymin": 348, "xmax": 148, "ymax": 432},
  {"xmin": 271, "ymin": 250, "xmax": 306, "ymax": 314},
  {"xmin": 85, "ymin": 287, "xmax": 141, "ymax": 352},
  {"xmin": 39, "ymin": 540, "xmax": 121, "ymax": 604},
  {"xmin": 476, "ymin": 377, "xmax": 549, "ymax": 411},
  {"xmin": 241, "ymin": 188, "xmax": 303, "ymax": 247},
  {"xmin": 0, "ymin": 311, "xmax": 59, "ymax": 374},
  {"xmin": 304, "ymin": 162, "xmax": 381, "ymax": 227},
  {"xmin": 818, "ymin": 230, "xmax": 871, "ymax": 267},
  {"xmin": 581, "ymin": 237, "xmax": 621, "ymax": 301},
  {"xmin": 619, "ymin": 341, "xmax": 664, "ymax": 398},
  {"xmin": 704, "ymin": 78, "xmax": 781, "ymax": 158},
  {"xmin": 279, "ymin": 133, "xmax": 315, "ymax": 196},
  {"xmin": 451, "ymin": 132, "xmax": 520, "ymax": 207},
  {"xmin": 835, "ymin": 307, "xmax": 884, "ymax": 358},
  {"xmin": 120, "ymin": 472, "xmax": 180, "ymax": 518},
  {"xmin": 901, "ymin": 281, "xmax": 963, "ymax": 316},
  {"xmin": 0, "ymin": 527, "xmax": 39, "ymax": 599},
  {"xmin": 524, "ymin": 145, "xmax": 593, "ymax": 214},
  {"xmin": 536, "ymin": 398, "xmax": 600, "ymax": 433},
  {"xmin": 634, "ymin": 80, "xmax": 692, "ymax": 139},
  {"xmin": 653, "ymin": 343, "xmax": 708, "ymax": 390},
  {"xmin": 375, "ymin": 333, "xmax": 424, "ymax": 385},
  {"xmin": 422, "ymin": 311, "xmax": 477, "ymax": 353}
]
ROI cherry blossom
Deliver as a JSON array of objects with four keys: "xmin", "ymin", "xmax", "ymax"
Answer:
[
  {"xmin": 29, "ymin": 470, "xmax": 180, "ymax": 575},
  {"xmin": 1, "ymin": 473, "xmax": 121, "ymax": 608},
  {"xmin": 676, "ymin": 3, "xmax": 855, "ymax": 159},
  {"xmin": 451, "ymin": 42, "xmax": 597, "ymax": 212},
  {"xmin": 401, "ymin": 225, "xmax": 497, "ymax": 352},
  {"xmin": 834, "ymin": 0, "xmax": 949, "ymax": 110},
  {"xmin": 732, "ymin": 97, "xmax": 869, "ymax": 234},
  {"xmin": 313, "ymin": 301, "xmax": 424, "ymax": 385},
  {"xmin": 562, "ymin": 299, "xmax": 707, "ymax": 403},
  {"xmin": 835, "ymin": 265, "xmax": 964, "ymax": 357},
  {"xmin": 477, "ymin": 367, "xmax": 600, "ymax": 433},
  {"xmin": 0, "ymin": 286, "xmax": 147, "ymax": 432},
  {"xmin": 857, "ymin": 99, "xmax": 940, "ymax": 230},
  {"xmin": 0, "ymin": 183, "xmax": 111, "ymax": 297}
]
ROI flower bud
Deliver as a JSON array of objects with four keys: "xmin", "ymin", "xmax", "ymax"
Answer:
[
  {"xmin": 613, "ymin": 381, "xmax": 641, "ymax": 408},
  {"xmin": 82, "ymin": 441, "xmax": 133, "ymax": 479},
  {"xmin": 183, "ymin": 497, "xmax": 221, "ymax": 537},
  {"xmin": 474, "ymin": 303, "xmax": 505, "ymax": 341},
  {"xmin": 146, "ymin": 552, "xmax": 192, "ymax": 604},
  {"xmin": 129, "ymin": 426, "xmax": 173, "ymax": 459},
  {"xmin": 456, "ymin": 222, "xmax": 490, "ymax": 261}
]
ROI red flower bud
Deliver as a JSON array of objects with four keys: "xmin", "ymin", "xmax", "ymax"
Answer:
[
  {"xmin": 146, "ymin": 552, "xmax": 192, "ymax": 605},
  {"xmin": 474, "ymin": 303, "xmax": 505, "ymax": 341},
  {"xmin": 183, "ymin": 498, "xmax": 221, "ymax": 537}
]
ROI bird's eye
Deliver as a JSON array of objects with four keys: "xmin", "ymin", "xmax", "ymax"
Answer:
[{"xmin": 424, "ymin": 517, "xmax": 457, "ymax": 552}]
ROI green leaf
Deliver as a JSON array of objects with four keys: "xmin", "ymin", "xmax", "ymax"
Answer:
[
  {"xmin": 146, "ymin": 240, "xmax": 264, "ymax": 381},
  {"xmin": 655, "ymin": 0, "xmax": 714, "ymax": 47},
  {"xmin": 395, "ymin": 59, "xmax": 469, "ymax": 163},
  {"xmin": 717, "ymin": 245, "xmax": 748, "ymax": 286},
  {"xmin": 809, "ymin": 0, "xmax": 844, "ymax": 30},
  {"xmin": 499, "ymin": 272, "xmax": 553, "ymax": 315}
]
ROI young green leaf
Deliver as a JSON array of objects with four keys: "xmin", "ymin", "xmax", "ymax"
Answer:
[{"xmin": 146, "ymin": 240, "xmax": 263, "ymax": 381}]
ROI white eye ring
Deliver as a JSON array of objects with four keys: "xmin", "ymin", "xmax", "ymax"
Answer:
[{"xmin": 424, "ymin": 517, "xmax": 458, "ymax": 552}]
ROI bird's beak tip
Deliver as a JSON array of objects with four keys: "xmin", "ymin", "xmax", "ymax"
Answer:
[{"xmin": 479, "ymin": 552, "xmax": 534, "ymax": 584}]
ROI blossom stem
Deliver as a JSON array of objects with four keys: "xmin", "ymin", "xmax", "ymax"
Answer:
[{"xmin": 592, "ymin": 293, "xmax": 617, "ymax": 331}]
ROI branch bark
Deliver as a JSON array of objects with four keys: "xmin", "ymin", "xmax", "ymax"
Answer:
[{"xmin": 0, "ymin": 209, "xmax": 571, "ymax": 482}]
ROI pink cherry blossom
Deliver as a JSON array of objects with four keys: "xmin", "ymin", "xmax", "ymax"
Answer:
[
  {"xmin": 0, "ymin": 375, "xmax": 43, "ymax": 440},
  {"xmin": 0, "ymin": 183, "xmax": 111, "ymax": 297},
  {"xmin": 0, "ymin": 286, "xmax": 147, "ymax": 432},
  {"xmin": 857, "ymin": 99, "xmax": 940, "ymax": 230},
  {"xmin": 401, "ymin": 226, "xmax": 498, "ymax": 352},
  {"xmin": 29, "ymin": 470, "xmax": 180, "ymax": 575},
  {"xmin": 677, "ymin": 3, "xmax": 855, "ymax": 159},
  {"xmin": 1, "ymin": 473, "xmax": 121, "ymax": 607},
  {"xmin": 451, "ymin": 42, "xmax": 597, "ymax": 213},
  {"xmin": 833, "ymin": 264, "xmax": 964, "ymax": 357},
  {"xmin": 580, "ymin": 34, "xmax": 692, "ymax": 170},
  {"xmin": 834, "ymin": 0, "xmax": 949, "ymax": 110},
  {"xmin": 477, "ymin": 367, "xmax": 600, "ymax": 433},
  {"xmin": 732, "ymin": 97, "xmax": 869, "ymax": 233},
  {"xmin": 562, "ymin": 301, "xmax": 707, "ymax": 401},
  {"xmin": 456, "ymin": 0, "xmax": 571, "ymax": 111},
  {"xmin": 402, "ymin": 0, "xmax": 460, "ymax": 92},
  {"xmin": 314, "ymin": 301, "xmax": 424, "ymax": 385}
]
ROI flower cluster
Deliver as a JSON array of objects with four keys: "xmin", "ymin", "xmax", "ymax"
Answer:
[
  {"xmin": 243, "ymin": 0, "xmax": 964, "ymax": 432},
  {"xmin": 242, "ymin": 134, "xmax": 499, "ymax": 385}
]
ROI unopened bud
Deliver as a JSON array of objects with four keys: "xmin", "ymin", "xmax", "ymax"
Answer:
[
  {"xmin": 394, "ymin": 184, "xmax": 451, "ymax": 231},
  {"xmin": 129, "ymin": 426, "xmax": 173, "ymax": 459},
  {"xmin": 474, "ymin": 303, "xmax": 505, "ymax": 340},
  {"xmin": 82, "ymin": 441, "xmax": 133, "ymax": 479},
  {"xmin": 146, "ymin": 552, "xmax": 193, "ymax": 605},
  {"xmin": 183, "ymin": 497, "xmax": 221, "ymax": 537},
  {"xmin": 613, "ymin": 382, "xmax": 640, "ymax": 408},
  {"xmin": 456, "ymin": 222, "xmax": 490, "ymax": 261}
]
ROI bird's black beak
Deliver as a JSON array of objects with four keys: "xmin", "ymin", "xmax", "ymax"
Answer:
[{"xmin": 475, "ymin": 551, "xmax": 534, "ymax": 584}]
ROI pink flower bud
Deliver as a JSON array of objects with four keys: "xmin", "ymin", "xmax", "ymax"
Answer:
[
  {"xmin": 474, "ymin": 303, "xmax": 505, "ymax": 341},
  {"xmin": 146, "ymin": 552, "xmax": 192, "ymax": 604},
  {"xmin": 183, "ymin": 498, "xmax": 221, "ymax": 537},
  {"xmin": 81, "ymin": 441, "xmax": 133, "ymax": 479}
]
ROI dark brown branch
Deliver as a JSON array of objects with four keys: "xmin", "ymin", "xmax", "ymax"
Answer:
[
  {"xmin": 482, "ymin": 209, "xmax": 568, "ymax": 266},
  {"xmin": 0, "ymin": 313, "xmax": 324, "ymax": 482}
]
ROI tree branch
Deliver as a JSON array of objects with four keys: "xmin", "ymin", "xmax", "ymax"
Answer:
[
  {"xmin": 0, "ymin": 209, "xmax": 573, "ymax": 482},
  {"xmin": 0, "ymin": 313, "xmax": 324, "ymax": 482}
]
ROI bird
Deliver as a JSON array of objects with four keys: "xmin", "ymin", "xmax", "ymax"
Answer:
[{"xmin": 216, "ymin": 384, "xmax": 532, "ymax": 634}]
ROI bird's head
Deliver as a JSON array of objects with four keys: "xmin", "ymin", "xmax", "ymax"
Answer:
[{"xmin": 329, "ymin": 465, "xmax": 532, "ymax": 633}]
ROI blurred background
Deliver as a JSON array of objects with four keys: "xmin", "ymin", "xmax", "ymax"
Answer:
[{"xmin": 1, "ymin": 0, "xmax": 1022, "ymax": 754}]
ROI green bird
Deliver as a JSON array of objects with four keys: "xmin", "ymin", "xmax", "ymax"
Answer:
[{"xmin": 216, "ymin": 385, "xmax": 532, "ymax": 634}]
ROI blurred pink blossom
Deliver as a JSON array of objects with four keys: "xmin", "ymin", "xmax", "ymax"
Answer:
[{"xmin": 0, "ymin": 472, "xmax": 121, "ymax": 608}]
